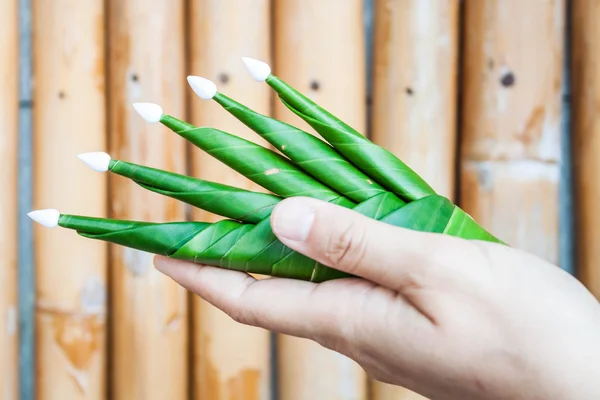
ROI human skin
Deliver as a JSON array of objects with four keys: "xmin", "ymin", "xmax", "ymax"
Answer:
[{"xmin": 154, "ymin": 196, "xmax": 600, "ymax": 400}]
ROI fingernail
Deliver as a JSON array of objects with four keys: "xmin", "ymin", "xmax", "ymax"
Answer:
[{"xmin": 271, "ymin": 198, "xmax": 315, "ymax": 241}]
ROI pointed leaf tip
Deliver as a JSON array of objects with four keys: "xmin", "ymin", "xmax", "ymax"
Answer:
[
  {"xmin": 78, "ymin": 152, "xmax": 111, "ymax": 172},
  {"xmin": 132, "ymin": 102, "xmax": 163, "ymax": 123},
  {"xmin": 28, "ymin": 209, "xmax": 60, "ymax": 228},
  {"xmin": 187, "ymin": 76, "xmax": 217, "ymax": 100},
  {"xmin": 241, "ymin": 57, "xmax": 271, "ymax": 81}
]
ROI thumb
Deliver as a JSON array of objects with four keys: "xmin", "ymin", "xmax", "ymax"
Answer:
[{"xmin": 270, "ymin": 196, "xmax": 468, "ymax": 288}]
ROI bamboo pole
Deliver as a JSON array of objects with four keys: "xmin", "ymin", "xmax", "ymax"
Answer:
[
  {"xmin": 107, "ymin": 0, "xmax": 188, "ymax": 399},
  {"xmin": 372, "ymin": 0, "xmax": 459, "ymax": 200},
  {"xmin": 274, "ymin": 1, "xmax": 368, "ymax": 399},
  {"xmin": 460, "ymin": 1, "xmax": 564, "ymax": 265},
  {"xmin": 32, "ymin": 0, "xmax": 107, "ymax": 398},
  {"xmin": 188, "ymin": 1, "xmax": 272, "ymax": 399},
  {"xmin": 370, "ymin": 1, "xmax": 459, "ymax": 398},
  {"xmin": 0, "ymin": 0, "xmax": 19, "ymax": 398},
  {"xmin": 572, "ymin": 0, "xmax": 600, "ymax": 297}
]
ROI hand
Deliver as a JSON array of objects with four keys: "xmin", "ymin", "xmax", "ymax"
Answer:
[{"xmin": 154, "ymin": 197, "xmax": 600, "ymax": 400}]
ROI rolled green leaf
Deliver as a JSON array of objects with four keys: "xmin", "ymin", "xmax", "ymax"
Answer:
[
  {"xmin": 158, "ymin": 113, "xmax": 354, "ymax": 208},
  {"xmin": 47, "ymin": 190, "xmax": 501, "ymax": 284},
  {"xmin": 56, "ymin": 212, "xmax": 354, "ymax": 281},
  {"xmin": 108, "ymin": 158, "xmax": 282, "ymax": 224},
  {"xmin": 264, "ymin": 74, "xmax": 436, "ymax": 202},
  {"xmin": 52, "ymin": 192, "xmax": 405, "ymax": 282},
  {"xmin": 59, "ymin": 214, "xmax": 209, "ymax": 256},
  {"xmin": 210, "ymin": 91, "xmax": 392, "ymax": 203}
]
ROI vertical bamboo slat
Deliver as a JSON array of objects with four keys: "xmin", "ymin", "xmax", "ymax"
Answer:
[
  {"xmin": 572, "ymin": 3, "xmax": 593, "ymax": 279},
  {"xmin": 460, "ymin": 2, "xmax": 563, "ymax": 265},
  {"xmin": 32, "ymin": 1, "xmax": 107, "ymax": 398},
  {"xmin": 274, "ymin": 1, "xmax": 367, "ymax": 399},
  {"xmin": 371, "ymin": 1, "xmax": 459, "ymax": 398},
  {"xmin": 107, "ymin": 0, "xmax": 188, "ymax": 398},
  {"xmin": 0, "ymin": 0, "xmax": 19, "ymax": 398},
  {"xmin": 372, "ymin": 0, "xmax": 459, "ymax": 199},
  {"xmin": 189, "ymin": 1, "xmax": 272, "ymax": 399},
  {"xmin": 572, "ymin": 0, "xmax": 600, "ymax": 297}
]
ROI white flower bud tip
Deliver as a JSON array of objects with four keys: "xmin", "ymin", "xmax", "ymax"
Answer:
[
  {"xmin": 241, "ymin": 57, "xmax": 271, "ymax": 82},
  {"xmin": 187, "ymin": 76, "xmax": 217, "ymax": 100},
  {"xmin": 28, "ymin": 209, "xmax": 60, "ymax": 228},
  {"xmin": 77, "ymin": 152, "xmax": 111, "ymax": 172},
  {"xmin": 132, "ymin": 102, "xmax": 163, "ymax": 124}
]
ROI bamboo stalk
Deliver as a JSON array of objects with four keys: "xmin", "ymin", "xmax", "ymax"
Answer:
[
  {"xmin": 572, "ymin": 0, "xmax": 600, "ymax": 297},
  {"xmin": 372, "ymin": 0, "xmax": 459, "ymax": 200},
  {"xmin": 460, "ymin": 1, "xmax": 564, "ymax": 265},
  {"xmin": 32, "ymin": 0, "xmax": 108, "ymax": 398},
  {"xmin": 107, "ymin": 0, "xmax": 188, "ymax": 398},
  {"xmin": 188, "ymin": 1, "xmax": 272, "ymax": 398},
  {"xmin": 274, "ymin": 1, "xmax": 368, "ymax": 399},
  {"xmin": 0, "ymin": 0, "xmax": 19, "ymax": 397},
  {"xmin": 370, "ymin": 1, "xmax": 459, "ymax": 398}
]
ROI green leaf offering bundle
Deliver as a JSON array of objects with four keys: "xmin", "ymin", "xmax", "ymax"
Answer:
[{"xmin": 28, "ymin": 57, "xmax": 504, "ymax": 282}]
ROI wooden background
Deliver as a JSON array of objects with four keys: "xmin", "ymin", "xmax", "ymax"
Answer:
[{"xmin": 3, "ymin": 0, "xmax": 595, "ymax": 399}]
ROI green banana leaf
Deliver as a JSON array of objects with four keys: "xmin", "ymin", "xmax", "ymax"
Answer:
[
  {"xmin": 59, "ymin": 191, "xmax": 492, "ymax": 282},
  {"xmin": 159, "ymin": 114, "xmax": 354, "ymax": 207},
  {"xmin": 265, "ymin": 75, "xmax": 437, "ymax": 202},
  {"xmin": 108, "ymin": 158, "xmax": 282, "ymax": 224},
  {"xmin": 108, "ymin": 154, "xmax": 500, "ymax": 244},
  {"xmin": 212, "ymin": 92, "xmax": 393, "ymax": 203},
  {"xmin": 34, "ymin": 66, "xmax": 505, "ymax": 283}
]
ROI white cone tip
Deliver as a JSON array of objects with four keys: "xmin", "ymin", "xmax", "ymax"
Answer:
[
  {"xmin": 132, "ymin": 102, "xmax": 163, "ymax": 124},
  {"xmin": 78, "ymin": 152, "xmax": 111, "ymax": 172},
  {"xmin": 28, "ymin": 209, "xmax": 60, "ymax": 228},
  {"xmin": 187, "ymin": 76, "xmax": 217, "ymax": 100},
  {"xmin": 241, "ymin": 57, "xmax": 271, "ymax": 82}
]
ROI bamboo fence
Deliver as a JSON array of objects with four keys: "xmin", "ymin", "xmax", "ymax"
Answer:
[
  {"xmin": 107, "ymin": 0, "xmax": 189, "ymax": 399},
  {"xmin": 8, "ymin": 1, "xmax": 596, "ymax": 399},
  {"xmin": 189, "ymin": 1, "xmax": 273, "ymax": 399},
  {"xmin": 273, "ymin": 1, "xmax": 368, "ymax": 399},
  {"xmin": 1, "ymin": 0, "xmax": 18, "ymax": 398},
  {"xmin": 32, "ymin": 0, "xmax": 108, "ymax": 398}
]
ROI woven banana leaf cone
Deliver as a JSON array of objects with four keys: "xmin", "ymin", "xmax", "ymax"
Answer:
[{"xmin": 29, "ymin": 58, "xmax": 504, "ymax": 283}]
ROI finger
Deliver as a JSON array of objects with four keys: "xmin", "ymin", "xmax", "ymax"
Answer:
[
  {"xmin": 153, "ymin": 255, "xmax": 374, "ymax": 342},
  {"xmin": 270, "ymin": 196, "xmax": 477, "ymax": 291}
]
